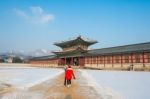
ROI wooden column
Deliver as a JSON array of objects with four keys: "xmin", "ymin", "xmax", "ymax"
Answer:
[
  {"xmin": 97, "ymin": 56, "xmax": 98, "ymax": 67},
  {"xmin": 65, "ymin": 58, "xmax": 66, "ymax": 65},
  {"xmin": 61, "ymin": 59, "xmax": 63, "ymax": 65},
  {"xmin": 142, "ymin": 52, "xmax": 145, "ymax": 67},
  {"xmin": 112, "ymin": 55, "xmax": 114, "ymax": 67},
  {"xmin": 83, "ymin": 57, "xmax": 85, "ymax": 66},
  {"xmin": 121, "ymin": 54, "xmax": 123, "ymax": 67},
  {"xmin": 91, "ymin": 56, "xmax": 92, "ymax": 66},
  {"xmin": 78, "ymin": 57, "xmax": 80, "ymax": 66},
  {"xmin": 71, "ymin": 57, "xmax": 73, "ymax": 65},
  {"xmin": 131, "ymin": 53, "xmax": 133, "ymax": 65},
  {"xmin": 104, "ymin": 55, "xmax": 105, "ymax": 68}
]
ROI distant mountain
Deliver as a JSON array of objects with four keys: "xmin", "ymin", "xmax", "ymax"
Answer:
[
  {"xmin": 0, "ymin": 52, "xmax": 30, "ymax": 60},
  {"xmin": 0, "ymin": 49, "xmax": 54, "ymax": 61},
  {"xmin": 1, "ymin": 49, "xmax": 53, "ymax": 56},
  {"xmin": 29, "ymin": 49, "xmax": 54, "ymax": 57}
]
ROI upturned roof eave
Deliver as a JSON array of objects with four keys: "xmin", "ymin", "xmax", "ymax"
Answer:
[{"xmin": 53, "ymin": 47, "xmax": 87, "ymax": 56}]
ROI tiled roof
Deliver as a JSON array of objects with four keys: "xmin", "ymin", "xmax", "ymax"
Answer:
[
  {"xmin": 54, "ymin": 35, "xmax": 97, "ymax": 48},
  {"xmin": 31, "ymin": 55, "xmax": 57, "ymax": 60},
  {"xmin": 87, "ymin": 42, "xmax": 150, "ymax": 55}
]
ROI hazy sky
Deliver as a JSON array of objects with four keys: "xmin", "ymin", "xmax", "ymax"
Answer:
[{"xmin": 0, "ymin": 0, "xmax": 150, "ymax": 53}]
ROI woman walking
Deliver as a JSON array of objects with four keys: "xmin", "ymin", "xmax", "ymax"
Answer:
[{"xmin": 65, "ymin": 65, "xmax": 76, "ymax": 87}]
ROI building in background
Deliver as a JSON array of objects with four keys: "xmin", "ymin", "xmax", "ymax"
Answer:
[{"xmin": 30, "ymin": 36, "xmax": 150, "ymax": 71}]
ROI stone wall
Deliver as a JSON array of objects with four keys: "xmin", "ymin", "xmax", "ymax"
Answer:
[{"xmin": 30, "ymin": 59, "xmax": 59, "ymax": 68}]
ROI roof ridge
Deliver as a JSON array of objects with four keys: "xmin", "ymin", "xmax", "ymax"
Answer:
[{"xmin": 90, "ymin": 41, "xmax": 150, "ymax": 51}]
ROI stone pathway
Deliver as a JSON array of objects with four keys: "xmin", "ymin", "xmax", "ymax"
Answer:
[
  {"xmin": 1, "ymin": 69, "xmax": 121, "ymax": 99},
  {"xmin": 29, "ymin": 70, "xmax": 102, "ymax": 99}
]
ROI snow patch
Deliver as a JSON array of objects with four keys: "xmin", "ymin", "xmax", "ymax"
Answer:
[
  {"xmin": 2, "ymin": 90, "xmax": 44, "ymax": 99},
  {"xmin": 0, "ymin": 67, "xmax": 63, "ymax": 90},
  {"xmin": 80, "ymin": 70, "xmax": 122, "ymax": 99},
  {"xmin": 18, "ymin": 69, "xmax": 63, "ymax": 89},
  {"xmin": 84, "ymin": 70, "xmax": 150, "ymax": 99}
]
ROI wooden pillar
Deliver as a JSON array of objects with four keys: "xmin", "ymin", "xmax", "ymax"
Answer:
[
  {"xmin": 71, "ymin": 57, "xmax": 73, "ymax": 65},
  {"xmin": 121, "ymin": 54, "xmax": 123, "ymax": 67},
  {"xmin": 131, "ymin": 53, "xmax": 133, "ymax": 65},
  {"xmin": 142, "ymin": 52, "xmax": 145, "ymax": 67},
  {"xmin": 60, "ymin": 59, "xmax": 62, "ymax": 65},
  {"xmin": 83, "ymin": 57, "xmax": 85, "ymax": 66},
  {"xmin": 91, "ymin": 56, "xmax": 92, "ymax": 66},
  {"xmin": 65, "ymin": 58, "xmax": 66, "ymax": 65},
  {"xmin": 78, "ymin": 57, "xmax": 80, "ymax": 66},
  {"xmin": 97, "ymin": 56, "xmax": 98, "ymax": 67},
  {"xmin": 104, "ymin": 55, "xmax": 105, "ymax": 68},
  {"xmin": 112, "ymin": 55, "xmax": 114, "ymax": 67}
]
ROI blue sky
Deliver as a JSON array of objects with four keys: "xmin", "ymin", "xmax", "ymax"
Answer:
[{"xmin": 0, "ymin": 0, "xmax": 150, "ymax": 53}]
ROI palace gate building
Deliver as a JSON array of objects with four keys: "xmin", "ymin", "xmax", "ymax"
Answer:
[{"xmin": 30, "ymin": 36, "xmax": 150, "ymax": 71}]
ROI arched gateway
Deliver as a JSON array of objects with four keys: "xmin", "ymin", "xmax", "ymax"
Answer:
[{"xmin": 53, "ymin": 36, "xmax": 97, "ymax": 66}]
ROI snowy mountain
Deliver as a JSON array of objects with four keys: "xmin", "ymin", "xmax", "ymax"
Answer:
[
  {"xmin": 0, "ymin": 49, "xmax": 53, "ymax": 58},
  {"xmin": 0, "ymin": 49, "xmax": 53, "ymax": 63},
  {"xmin": 29, "ymin": 49, "xmax": 54, "ymax": 57}
]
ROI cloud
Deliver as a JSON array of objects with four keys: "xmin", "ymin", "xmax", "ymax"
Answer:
[
  {"xmin": 14, "ymin": 8, "xmax": 28, "ymax": 18},
  {"xmin": 14, "ymin": 6, "xmax": 54, "ymax": 24},
  {"xmin": 30, "ymin": 6, "xmax": 43, "ymax": 15}
]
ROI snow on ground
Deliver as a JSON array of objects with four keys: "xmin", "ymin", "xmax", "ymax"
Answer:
[
  {"xmin": 80, "ymin": 70, "xmax": 121, "ymax": 99},
  {"xmin": 1, "ymin": 90, "xmax": 45, "ymax": 99},
  {"xmin": 1, "ymin": 66, "xmax": 150, "ymax": 99},
  {"xmin": 0, "ymin": 66, "xmax": 63, "ymax": 89},
  {"xmin": 84, "ymin": 70, "xmax": 150, "ymax": 99}
]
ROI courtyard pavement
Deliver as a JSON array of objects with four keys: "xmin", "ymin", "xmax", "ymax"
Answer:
[{"xmin": 1, "ymin": 69, "xmax": 120, "ymax": 99}]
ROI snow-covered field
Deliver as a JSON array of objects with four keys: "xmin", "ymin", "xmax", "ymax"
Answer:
[
  {"xmin": 85, "ymin": 70, "xmax": 150, "ymax": 99},
  {"xmin": 0, "ymin": 66, "xmax": 63, "ymax": 89},
  {"xmin": 1, "ymin": 65, "xmax": 150, "ymax": 99},
  {"xmin": 80, "ymin": 70, "xmax": 121, "ymax": 99}
]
